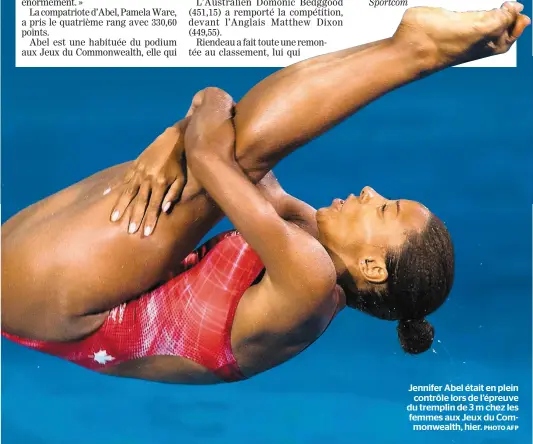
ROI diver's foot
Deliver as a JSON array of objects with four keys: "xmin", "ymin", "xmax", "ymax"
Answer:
[{"xmin": 394, "ymin": 2, "xmax": 530, "ymax": 69}]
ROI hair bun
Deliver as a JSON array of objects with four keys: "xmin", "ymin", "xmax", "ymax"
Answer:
[{"xmin": 397, "ymin": 319, "xmax": 434, "ymax": 354}]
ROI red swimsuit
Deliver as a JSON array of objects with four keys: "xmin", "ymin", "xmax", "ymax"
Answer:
[{"xmin": 2, "ymin": 231, "xmax": 264, "ymax": 382}]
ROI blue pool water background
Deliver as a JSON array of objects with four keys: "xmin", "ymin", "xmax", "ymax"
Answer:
[{"xmin": 2, "ymin": 4, "xmax": 532, "ymax": 444}]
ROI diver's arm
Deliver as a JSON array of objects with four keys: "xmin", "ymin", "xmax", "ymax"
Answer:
[
  {"xmin": 256, "ymin": 171, "xmax": 318, "ymax": 237},
  {"xmin": 185, "ymin": 92, "xmax": 334, "ymax": 296}
]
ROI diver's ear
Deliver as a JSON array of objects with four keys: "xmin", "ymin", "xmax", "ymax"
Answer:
[{"xmin": 359, "ymin": 256, "xmax": 388, "ymax": 284}]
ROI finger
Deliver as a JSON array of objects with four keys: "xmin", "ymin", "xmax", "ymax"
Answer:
[
  {"xmin": 128, "ymin": 181, "xmax": 151, "ymax": 234},
  {"xmin": 142, "ymin": 185, "xmax": 167, "ymax": 236},
  {"xmin": 110, "ymin": 179, "xmax": 140, "ymax": 222},
  {"xmin": 162, "ymin": 178, "xmax": 185, "ymax": 213}
]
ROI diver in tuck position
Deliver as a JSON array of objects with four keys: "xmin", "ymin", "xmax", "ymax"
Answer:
[{"xmin": 2, "ymin": 4, "xmax": 529, "ymax": 383}]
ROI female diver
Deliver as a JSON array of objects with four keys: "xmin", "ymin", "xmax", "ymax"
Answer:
[{"xmin": 1, "ymin": 4, "xmax": 529, "ymax": 383}]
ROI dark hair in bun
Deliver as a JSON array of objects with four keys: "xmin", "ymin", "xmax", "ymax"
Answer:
[{"xmin": 397, "ymin": 319, "xmax": 434, "ymax": 354}]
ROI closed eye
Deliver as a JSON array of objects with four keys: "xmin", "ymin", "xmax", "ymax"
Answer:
[{"xmin": 381, "ymin": 204, "xmax": 386, "ymax": 214}]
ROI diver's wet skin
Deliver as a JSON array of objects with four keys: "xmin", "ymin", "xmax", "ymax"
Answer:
[{"xmin": 1, "ymin": 3, "xmax": 529, "ymax": 384}]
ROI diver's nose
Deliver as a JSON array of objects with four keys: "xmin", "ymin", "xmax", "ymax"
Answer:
[{"xmin": 360, "ymin": 186, "xmax": 376, "ymax": 203}]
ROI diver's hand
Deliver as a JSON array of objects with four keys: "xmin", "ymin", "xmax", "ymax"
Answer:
[
  {"xmin": 394, "ymin": 2, "xmax": 530, "ymax": 70},
  {"xmin": 110, "ymin": 122, "xmax": 187, "ymax": 236}
]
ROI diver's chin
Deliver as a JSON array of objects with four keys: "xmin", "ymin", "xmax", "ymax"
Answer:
[{"xmin": 315, "ymin": 207, "xmax": 329, "ymax": 219}]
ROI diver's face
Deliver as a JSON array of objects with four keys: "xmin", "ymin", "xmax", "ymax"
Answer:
[{"xmin": 316, "ymin": 186, "xmax": 430, "ymax": 284}]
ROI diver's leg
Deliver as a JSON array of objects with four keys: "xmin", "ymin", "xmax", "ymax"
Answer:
[
  {"xmin": 231, "ymin": 4, "xmax": 528, "ymax": 182},
  {"xmin": 231, "ymin": 40, "xmax": 412, "ymax": 182}
]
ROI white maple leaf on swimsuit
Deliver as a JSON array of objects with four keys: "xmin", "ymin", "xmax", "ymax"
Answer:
[{"xmin": 92, "ymin": 350, "xmax": 115, "ymax": 365}]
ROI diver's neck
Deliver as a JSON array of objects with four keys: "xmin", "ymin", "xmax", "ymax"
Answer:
[
  {"xmin": 321, "ymin": 249, "xmax": 348, "ymax": 311},
  {"xmin": 324, "ymin": 247, "xmax": 348, "ymax": 279}
]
